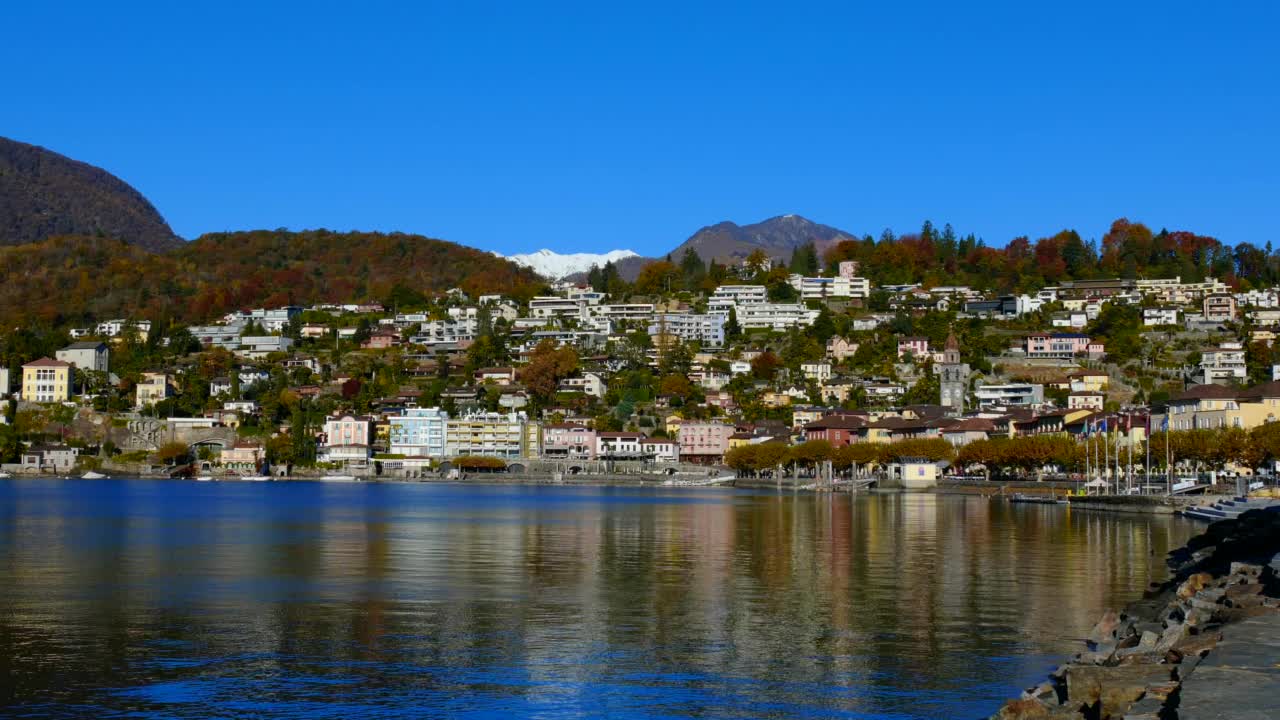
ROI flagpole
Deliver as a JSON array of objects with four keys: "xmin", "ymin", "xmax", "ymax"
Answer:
[
  {"xmin": 1145, "ymin": 413, "xmax": 1151, "ymax": 494},
  {"xmin": 1085, "ymin": 418, "xmax": 1091, "ymax": 492}
]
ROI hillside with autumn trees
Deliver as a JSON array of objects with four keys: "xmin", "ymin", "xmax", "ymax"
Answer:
[
  {"xmin": 0, "ymin": 230, "xmax": 545, "ymax": 328},
  {"xmin": 582, "ymin": 217, "xmax": 1273, "ymax": 298},
  {"xmin": 820, "ymin": 218, "xmax": 1258, "ymax": 292}
]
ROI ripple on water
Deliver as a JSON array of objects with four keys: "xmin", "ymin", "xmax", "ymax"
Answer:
[{"xmin": 0, "ymin": 481, "xmax": 1197, "ymax": 719}]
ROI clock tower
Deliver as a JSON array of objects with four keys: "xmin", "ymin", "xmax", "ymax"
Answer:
[{"xmin": 939, "ymin": 330, "xmax": 969, "ymax": 416}]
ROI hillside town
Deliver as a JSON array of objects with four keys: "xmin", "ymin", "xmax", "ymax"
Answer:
[{"xmin": 4, "ymin": 248, "xmax": 1280, "ymax": 490}]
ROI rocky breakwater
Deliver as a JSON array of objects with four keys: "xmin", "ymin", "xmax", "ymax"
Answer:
[{"xmin": 990, "ymin": 506, "xmax": 1280, "ymax": 719}]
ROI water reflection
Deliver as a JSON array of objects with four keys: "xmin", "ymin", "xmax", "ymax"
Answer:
[{"xmin": 0, "ymin": 480, "xmax": 1195, "ymax": 719}]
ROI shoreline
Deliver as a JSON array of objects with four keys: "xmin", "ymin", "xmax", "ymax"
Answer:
[
  {"xmin": 988, "ymin": 505, "xmax": 1280, "ymax": 719},
  {"xmin": 2, "ymin": 471, "xmax": 1241, "ymax": 512}
]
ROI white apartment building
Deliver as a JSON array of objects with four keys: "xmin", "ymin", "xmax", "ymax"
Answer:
[
  {"xmin": 589, "ymin": 304, "xmax": 655, "ymax": 322},
  {"xmin": 95, "ymin": 319, "xmax": 152, "ymax": 339},
  {"xmin": 596, "ymin": 431, "xmax": 646, "ymax": 458},
  {"xmin": 235, "ymin": 336, "xmax": 294, "ymax": 359},
  {"xmin": 1237, "ymin": 289, "xmax": 1280, "ymax": 308},
  {"xmin": 974, "ymin": 383, "xmax": 1045, "ymax": 407},
  {"xmin": 788, "ymin": 274, "xmax": 871, "ymax": 300},
  {"xmin": 1199, "ymin": 343, "xmax": 1247, "ymax": 385},
  {"xmin": 412, "ymin": 318, "xmax": 479, "ymax": 346},
  {"xmin": 529, "ymin": 296, "xmax": 590, "ymax": 321},
  {"xmin": 732, "ymin": 303, "xmax": 819, "ymax": 331},
  {"xmin": 707, "ymin": 285, "xmax": 768, "ymax": 312},
  {"xmin": 1142, "ymin": 307, "xmax": 1180, "ymax": 326},
  {"xmin": 647, "ymin": 314, "xmax": 726, "ymax": 348}
]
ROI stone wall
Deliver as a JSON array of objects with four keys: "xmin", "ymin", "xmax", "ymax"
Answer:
[{"xmin": 989, "ymin": 507, "xmax": 1280, "ymax": 719}]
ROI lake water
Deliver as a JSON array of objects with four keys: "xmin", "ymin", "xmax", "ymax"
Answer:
[{"xmin": 0, "ymin": 479, "xmax": 1197, "ymax": 719}]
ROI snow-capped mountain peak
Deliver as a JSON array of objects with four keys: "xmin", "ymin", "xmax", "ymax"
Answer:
[{"xmin": 496, "ymin": 248, "xmax": 640, "ymax": 279}]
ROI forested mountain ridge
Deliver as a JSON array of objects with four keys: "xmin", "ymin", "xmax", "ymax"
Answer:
[
  {"xmin": 0, "ymin": 136, "xmax": 182, "ymax": 252},
  {"xmin": 669, "ymin": 214, "xmax": 856, "ymax": 264},
  {"xmin": 0, "ymin": 230, "xmax": 546, "ymax": 328}
]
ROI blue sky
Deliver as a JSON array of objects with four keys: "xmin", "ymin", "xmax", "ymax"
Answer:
[{"xmin": 4, "ymin": 1, "xmax": 1277, "ymax": 255}]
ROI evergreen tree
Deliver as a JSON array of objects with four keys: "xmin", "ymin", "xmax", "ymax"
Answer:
[
  {"xmin": 789, "ymin": 242, "xmax": 819, "ymax": 275},
  {"xmin": 679, "ymin": 248, "xmax": 706, "ymax": 285},
  {"xmin": 811, "ymin": 306, "xmax": 836, "ymax": 343},
  {"xmin": 725, "ymin": 307, "xmax": 742, "ymax": 341}
]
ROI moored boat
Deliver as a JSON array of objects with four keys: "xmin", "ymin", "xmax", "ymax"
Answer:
[
  {"xmin": 81, "ymin": 471, "xmax": 107, "ymax": 479},
  {"xmin": 1008, "ymin": 493, "xmax": 1067, "ymax": 505}
]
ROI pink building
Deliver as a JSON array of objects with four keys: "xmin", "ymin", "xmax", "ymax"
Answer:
[
  {"xmin": 320, "ymin": 414, "xmax": 373, "ymax": 464},
  {"xmin": 1025, "ymin": 333, "xmax": 1091, "ymax": 358},
  {"xmin": 678, "ymin": 422, "xmax": 735, "ymax": 464},
  {"xmin": 542, "ymin": 424, "xmax": 596, "ymax": 460},
  {"xmin": 897, "ymin": 337, "xmax": 930, "ymax": 361},
  {"xmin": 361, "ymin": 330, "xmax": 400, "ymax": 350}
]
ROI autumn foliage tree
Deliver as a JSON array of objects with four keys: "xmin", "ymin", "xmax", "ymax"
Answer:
[{"xmin": 518, "ymin": 340, "xmax": 579, "ymax": 407}]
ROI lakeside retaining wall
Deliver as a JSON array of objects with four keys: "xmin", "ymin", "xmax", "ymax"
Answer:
[{"xmin": 989, "ymin": 506, "xmax": 1280, "ymax": 719}]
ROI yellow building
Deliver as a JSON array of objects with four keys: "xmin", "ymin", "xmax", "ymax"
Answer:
[
  {"xmin": 135, "ymin": 372, "xmax": 173, "ymax": 409},
  {"xmin": 445, "ymin": 411, "xmax": 539, "ymax": 459},
  {"xmin": 22, "ymin": 358, "xmax": 73, "ymax": 403},
  {"xmin": 1159, "ymin": 382, "xmax": 1280, "ymax": 432},
  {"xmin": 664, "ymin": 415, "xmax": 685, "ymax": 436},
  {"xmin": 762, "ymin": 391, "xmax": 792, "ymax": 408}
]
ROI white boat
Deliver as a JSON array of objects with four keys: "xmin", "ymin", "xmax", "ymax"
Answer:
[
  {"xmin": 319, "ymin": 475, "xmax": 359, "ymax": 482},
  {"xmin": 241, "ymin": 475, "xmax": 272, "ymax": 482},
  {"xmin": 0, "ymin": 472, "xmax": 11, "ymax": 479},
  {"xmin": 195, "ymin": 476, "xmax": 215, "ymax": 482},
  {"xmin": 81, "ymin": 471, "xmax": 107, "ymax": 479}
]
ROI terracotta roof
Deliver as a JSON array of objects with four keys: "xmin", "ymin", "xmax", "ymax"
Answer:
[
  {"xmin": 23, "ymin": 357, "xmax": 71, "ymax": 368},
  {"xmin": 804, "ymin": 415, "xmax": 867, "ymax": 431},
  {"xmin": 1169, "ymin": 384, "xmax": 1238, "ymax": 402},
  {"xmin": 1239, "ymin": 381, "xmax": 1280, "ymax": 401},
  {"xmin": 944, "ymin": 418, "xmax": 995, "ymax": 432}
]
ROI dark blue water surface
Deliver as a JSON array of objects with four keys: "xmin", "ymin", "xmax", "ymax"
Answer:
[{"xmin": 0, "ymin": 479, "xmax": 1196, "ymax": 719}]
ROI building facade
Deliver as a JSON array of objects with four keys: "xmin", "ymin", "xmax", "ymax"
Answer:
[
  {"xmin": 446, "ymin": 411, "xmax": 536, "ymax": 459},
  {"xmin": 22, "ymin": 358, "xmax": 73, "ymax": 403},
  {"xmin": 677, "ymin": 421, "xmax": 734, "ymax": 463},
  {"xmin": 388, "ymin": 407, "xmax": 449, "ymax": 458},
  {"xmin": 320, "ymin": 414, "xmax": 374, "ymax": 464},
  {"xmin": 542, "ymin": 424, "xmax": 597, "ymax": 460},
  {"xmin": 135, "ymin": 372, "xmax": 172, "ymax": 409},
  {"xmin": 55, "ymin": 341, "xmax": 109, "ymax": 374}
]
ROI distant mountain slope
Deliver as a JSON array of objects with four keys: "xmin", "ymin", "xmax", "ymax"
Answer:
[
  {"xmin": 565, "ymin": 214, "xmax": 858, "ymax": 283},
  {"xmin": 0, "ymin": 136, "xmax": 182, "ymax": 252},
  {"xmin": 498, "ymin": 248, "xmax": 640, "ymax": 279},
  {"xmin": 0, "ymin": 230, "xmax": 546, "ymax": 328},
  {"xmin": 668, "ymin": 214, "xmax": 856, "ymax": 264}
]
